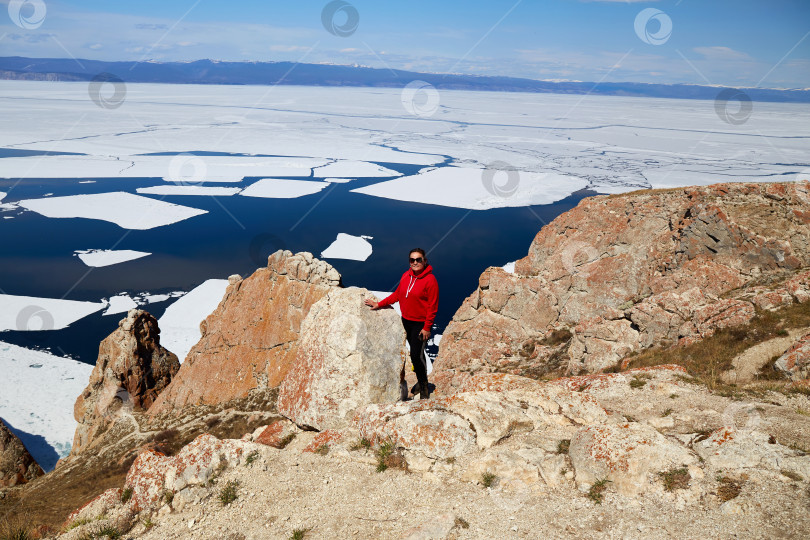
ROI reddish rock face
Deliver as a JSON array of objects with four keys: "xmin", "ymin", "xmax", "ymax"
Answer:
[
  {"xmin": 434, "ymin": 183, "xmax": 810, "ymax": 385},
  {"xmin": 0, "ymin": 418, "xmax": 43, "ymax": 487},
  {"xmin": 149, "ymin": 251, "xmax": 341, "ymax": 415},
  {"xmin": 72, "ymin": 310, "xmax": 179, "ymax": 457}
]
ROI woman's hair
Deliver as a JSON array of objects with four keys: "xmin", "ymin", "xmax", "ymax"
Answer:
[{"xmin": 409, "ymin": 247, "xmax": 427, "ymax": 262}]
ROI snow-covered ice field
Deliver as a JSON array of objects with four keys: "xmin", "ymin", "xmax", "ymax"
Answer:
[{"xmin": 1, "ymin": 81, "xmax": 808, "ymax": 466}]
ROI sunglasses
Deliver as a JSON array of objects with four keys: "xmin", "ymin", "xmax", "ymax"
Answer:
[{"xmin": 409, "ymin": 257, "xmax": 424, "ymax": 264}]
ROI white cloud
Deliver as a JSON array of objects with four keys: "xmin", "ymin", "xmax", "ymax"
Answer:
[{"xmin": 693, "ymin": 46, "xmax": 754, "ymax": 62}]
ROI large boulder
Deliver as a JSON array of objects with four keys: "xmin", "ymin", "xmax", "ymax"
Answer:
[
  {"xmin": 434, "ymin": 183, "xmax": 810, "ymax": 385},
  {"xmin": 569, "ymin": 422, "xmax": 697, "ymax": 496},
  {"xmin": 277, "ymin": 287, "xmax": 406, "ymax": 431},
  {"xmin": 72, "ymin": 310, "xmax": 179, "ymax": 456},
  {"xmin": 0, "ymin": 418, "xmax": 43, "ymax": 487},
  {"xmin": 354, "ymin": 373, "xmax": 607, "ymax": 460},
  {"xmin": 149, "ymin": 251, "xmax": 341, "ymax": 414}
]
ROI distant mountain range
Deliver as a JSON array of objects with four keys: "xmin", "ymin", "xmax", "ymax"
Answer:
[{"xmin": 2, "ymin": 56, "xmax": 809, "ymax": 103}]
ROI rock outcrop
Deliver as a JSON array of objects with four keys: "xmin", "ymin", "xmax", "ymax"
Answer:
[
  {"xmin": 149, "ymin": 251, "xmax": 341, "ymax": 415},
  {"xmin": 775, "ymin": 331, "xmax": 810, "ymax": 380},
  {"xmin": 0, "ymin": 418, "xmax": 43, "ymax": 487},
  {"xmin": 434, "ymin": 183, "xmax": 810, "ymax": 388},
  {"xmin": 72, "ymin": 310, "xmax": 179, "ymax": 456},
  {"xmin": 277, "ymin": 287, "xmax": 407, "ymax": 430}
]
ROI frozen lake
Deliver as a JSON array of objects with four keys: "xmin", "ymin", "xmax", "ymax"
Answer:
[{"xmin": 1, "ymin": 81, "xmax": 809, "ymax": 467}]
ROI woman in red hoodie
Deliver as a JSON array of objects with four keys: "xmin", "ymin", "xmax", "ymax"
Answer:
[{"xmin": 365, "ymin": 248, "xmax": 439, "ymax": 399}]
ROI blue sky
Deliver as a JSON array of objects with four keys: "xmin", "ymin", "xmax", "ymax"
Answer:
[{"xmin": 1, "ymin": 0, "xmax": 808, "ymax": 88}]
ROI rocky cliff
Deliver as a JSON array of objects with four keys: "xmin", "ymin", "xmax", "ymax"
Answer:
[
  {"xmin": 433, "ymin": 182, "xmax": 810, "ymax": 392},
  {"xmin": 72, "ymin": 310, "xmax": 179, "ymax": 457},
  {"xmin": 6, "ymin": 182, "xmax": 810, "ymax": 539},
  {"xmin": 0, "ymin": 418, "xmax": 43, "ymax": 487},
  {"xmin": 148, "ymin": 251, "xmax": 342, "ymax": 415}
]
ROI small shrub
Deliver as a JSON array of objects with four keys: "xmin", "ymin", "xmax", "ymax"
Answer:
[
  {"xmin": 454, "ymin": 517, "xmax": 470, "ymax": 529},
  {"xmin": 219, "ymin": 480, "xmax": 239, "ymax": 506},
  {"xmin": 120, "ymin": 486, "xmax": 133, "ymax": 503},
  {"xmin": 141, "ymin": 517, "xmax": 155, "ymax": 530},
  {"xmin": 669, "ymin": 393, "xmax": 678, "ymax": 399},
  {"xmin": 661, "ymin": 408, "xmax": 673, "ymax": 418},
  {"xmin": 314, "ymin": 444, "xmax": 330, "ymax": 456},
  {"xmin": 350, "ymin": 438, "xmax": 371, "ymax": 451},
  {"xmin": 781, "ymin": 469, "xmax": 803, "ymax": 482},
  {"xmin": 480, "ymin": 472, "xmax": 497, "ymax": 488},
  {"xmin": 376, "ymin": 441, "xmax": 394, "ymax": 473},
  {"xmin": 245, "ymin": 450, "xmax": 260, "ymax": 466},
  {"xmin": 624, "ymin": 414, "xmax": 637, "ymax": 423},
  {"xmin": 68, "ymin": 518, "xmax": 92, "ymax": 530},
  {"xmin": 290, "ymin": 528, "xmax": 310, "ymax": 540},
  {"xmin": 717, "ymin": 477, "xmax": 743, "ymax": 502},
  {"xmin": 797, "ymin": 408, "xmax": 810, "ymax": 417},
  {"xmin": 162, "ymin": 490, "xmax": 174, "ymax": 506},
  {"xmin": 659, "ymin": 467, "xmax": 690, "ymax": 491},
  {"xmin": 94, "ymin": 525, "xmax": 121, "ymax": 540},
  {"xmin": 629, "ymin": 377, "xmax": 647, "ymax": 389},
  {"xmin": 587, "ymin": 478, "xmax": 611, "ymax": 504},
  {"xmin": 557, "ymin": 439, "xmax": 571, "ymax": 454},
  {"xmin": 0, "ymin": 521, "xmax": 31, "ymax": 540},
  {"xmin": 278, "ymin": 433, "xmax": 297, "ymax": 449}
]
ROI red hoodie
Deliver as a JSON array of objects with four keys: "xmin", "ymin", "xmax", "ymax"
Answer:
[{"xmin": 378, "ymin": 264, "xmax": 439, "ymax": 331}]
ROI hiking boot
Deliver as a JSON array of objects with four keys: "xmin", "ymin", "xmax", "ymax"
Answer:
[{"xmin": 419, "ymin": 387, "xmax": 430, "ymax": 400}]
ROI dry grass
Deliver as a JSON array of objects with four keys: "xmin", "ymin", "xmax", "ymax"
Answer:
[
  {"xmin": 557, "ymin": 439, "xmax": 571, "ymax": 455},
  {"xmin": 623, "ymin": 301, "xmax": 810, "ymax": 391},
  {"xmin": 659, "ymin": 468, "xmax": 690, "ymax": 491},
  {"xmin": 716, "ymin": 477, "xmax": 743, "ymax": 502},
  {"xmin": 480, "ymin": 472, "xmax": 497, "ymax": 488}
]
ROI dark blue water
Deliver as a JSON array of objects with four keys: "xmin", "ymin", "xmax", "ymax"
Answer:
[{"xmin": 0, "ymin": 155, "xmax": 595, "ymax": 364}]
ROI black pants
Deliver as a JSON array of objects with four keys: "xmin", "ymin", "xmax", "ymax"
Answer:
[{"xmin": 401, "ymin": 317, "xmax": 429, "ymax": 398}]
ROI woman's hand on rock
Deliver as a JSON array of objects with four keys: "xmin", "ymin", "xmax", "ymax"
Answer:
[{"xmin": 364, "ymin": 299, "xmax": 379, "ymax": 310}]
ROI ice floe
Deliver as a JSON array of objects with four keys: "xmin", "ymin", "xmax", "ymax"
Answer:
[
  {"xmin": 352, "ymin": 166, "xmax": 588, "ymax": 210},
  {"xmin": 157, "ymin": 279, "xmax": 229, "ymax": 363},
  {"xmin": 0, "ymin": 341, "xmax": 93, "ymax": 470},
  {"xmin": 18, "ymin": 192, "xmax": 208, "ymax": 230},
  {"xmin": 103, "ymin": 294, "xmax": 139, "ymax": 316},
  {"xmin": 136, "ymin": 185, "xmax": 242, "ymax": 196},
  {"xmin": 320, "ymin": 233, "xmax": 373, "ymax": 261},
  {"xmin": 75, "ymin": 249, "xmax": 152, "ymax": 267},
  {"xmin": 0, "ymin": 155, "xmax": 327, "ymax": 181},
  {"xmin": 313, "ymin": 161, "xmax": 401, "ymax": 178},
  {"xmin": 0, "ymin": 294, "xmax": 106, "ymax": 332},
  {"xmin": 239, "ymin": 178, "xmax": 329, "ymax": 199}
]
